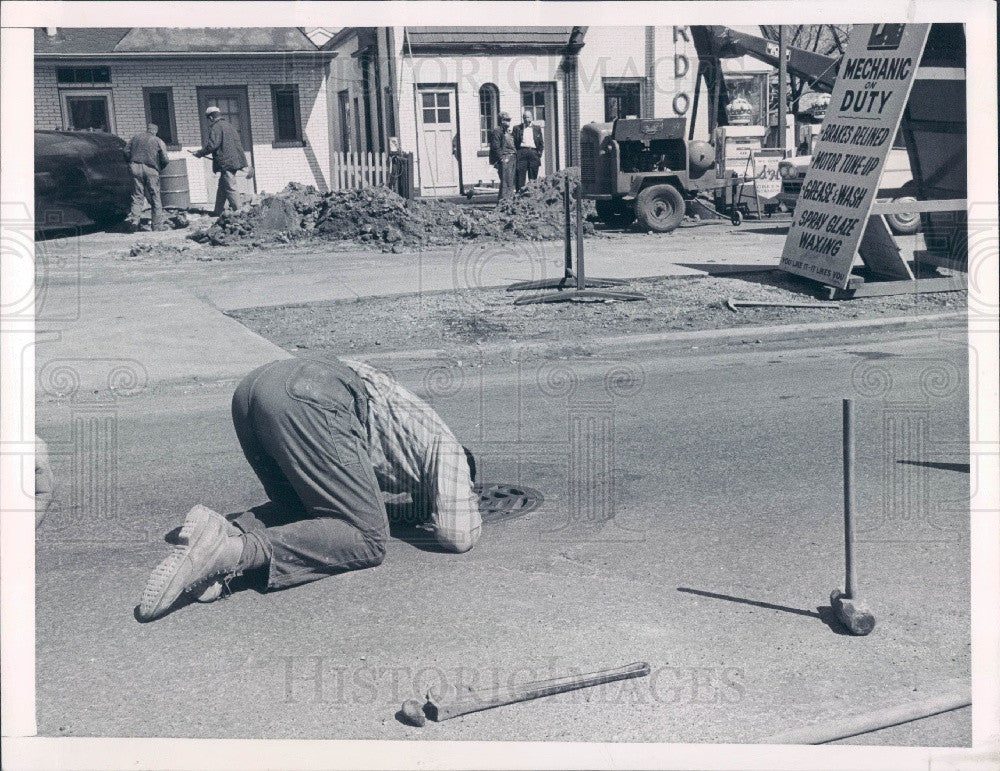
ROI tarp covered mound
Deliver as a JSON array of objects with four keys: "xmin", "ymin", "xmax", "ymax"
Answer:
[{"xmin": 191, "ymin": 169, "xmax": 596, "ymax": 250}]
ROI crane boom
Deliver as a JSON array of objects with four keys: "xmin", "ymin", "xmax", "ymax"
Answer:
[{"xmin": 697, "ymin": 26, "xmax": 841, "ymax": 94}]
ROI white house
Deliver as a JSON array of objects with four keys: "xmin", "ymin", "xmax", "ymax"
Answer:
[{"xmin": 325, "ymin": 26, "xmax": 709, "ymax": 197}]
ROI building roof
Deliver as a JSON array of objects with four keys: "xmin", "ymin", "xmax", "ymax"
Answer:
[
  {"xmin": 35, "ymin": 27, "xmax": 323, "ymax": 57},
  {"xmin": 34, "ymin": 28, "xmax": 131, "ymax": 55},
  {"xmin": 404, "ymin": 26, "xmax": 578, "ymax": 53}
]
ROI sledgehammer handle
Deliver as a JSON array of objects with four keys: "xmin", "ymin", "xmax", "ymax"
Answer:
[
  {"xmin": 843, "ymin": 399, "xmax": 857, "ymax": 599},
  {"xmin": 425, "ymin": 662, "xmax": 650, "ymax": 721}
]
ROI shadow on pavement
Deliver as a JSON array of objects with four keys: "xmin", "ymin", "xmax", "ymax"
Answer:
[
  {"xmin": 36, "ymin": 222, "xmax": 111, "ymax": 241},
  {"xmin": 678, "ymin": 264, "xmax": 782, "ymax": 277},
  {"xmin": 736, "ymin": 225, "xmax": 791, "ymax": 236},
  {"xmin": 897, "ymin": 460, "xmax": 970, "ymax": 473},
  {"xmin": 677, "ymin": 587, "xmax": 853, "ymax": 636}
]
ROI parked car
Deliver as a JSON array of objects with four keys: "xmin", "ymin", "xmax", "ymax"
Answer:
[
  {"xmin": 35, "ymin": 130, "xmax": 132, "ymax": 232},
  {"xmin": 776, "ymin": 143, "xmax": 921, "ymax": 236}
]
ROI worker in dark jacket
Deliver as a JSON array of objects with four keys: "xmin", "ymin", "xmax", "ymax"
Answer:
[
  {"xmin": 513, "ymin": 110, "xmax": 544, "ymax": 190},
  {"xmin": 125, "ymin": 123, "xmax": 170, "ymax": 231},
  {"xmin": 190, "ymin": 106, "xmax": 248, "ymax": 217},
  {"xmin": 487, "ymin": 112, "xmax": 516, "ymax": 200}
]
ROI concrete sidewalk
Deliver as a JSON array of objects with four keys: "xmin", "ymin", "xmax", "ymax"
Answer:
[
  {"xmin": 36, "ymin": 280, "xmax": 289, "ymax": 396},
  {"xmin": 32, "ymin": 221, "xmax": 928, "ymax": 392},
  {"xmin": 197, "ymin": 224, "xmax": 793, "ymax": 311}
]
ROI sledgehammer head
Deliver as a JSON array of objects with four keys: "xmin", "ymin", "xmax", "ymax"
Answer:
[{"xmin": 830, "ymin": 588, "xmax": 876, "ymax": 635}]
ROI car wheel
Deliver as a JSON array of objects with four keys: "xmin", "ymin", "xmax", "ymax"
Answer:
[
  {"xmin": 635, "ymin": 184, "xmax": 685, "ymax": 233},
  {"xmin": 595, "ymin": 199, "xmax": 635, "ymax": 229},
  {"xmin": 886, "ymin": 196, "xmax": 920, "ymax": 235}
]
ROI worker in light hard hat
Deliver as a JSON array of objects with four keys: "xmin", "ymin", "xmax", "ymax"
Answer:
[{"xmin": 190, "ymin": 105, "xmax": 249, "ymax": 217}]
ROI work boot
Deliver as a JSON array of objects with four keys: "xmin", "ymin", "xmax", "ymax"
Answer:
[
  {"xmin": 161, "ymin": 514, "xmax": 242, "ymax": 603},
  {"xmin": 138, "ymin": 505, "xmax": 243, "ymax": 621},
  {"xmin": 185, "ymin": 518, "xmax": 242, "ymax": 603}
]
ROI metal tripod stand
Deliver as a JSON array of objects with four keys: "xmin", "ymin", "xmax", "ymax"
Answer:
[{"xmin": 506, "ymin": 183, "xmax": 646, "ymax": 305}]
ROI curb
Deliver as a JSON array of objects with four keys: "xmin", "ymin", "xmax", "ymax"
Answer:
[
  {"xmin": 355, "ymin": 311, "xmax": 967, "ymax": 365},
  {"xmin": 85, "ymin": 310, "xmax": 965, "ymax": 396}
]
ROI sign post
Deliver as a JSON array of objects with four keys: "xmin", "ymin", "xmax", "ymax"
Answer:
[{"xmin": 779, "ymin": 24, "xmax": 931, "ymax": 291}]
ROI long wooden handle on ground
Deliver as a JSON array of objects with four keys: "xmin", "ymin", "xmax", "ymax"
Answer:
[
  {"xmin": 424, "ymin": 661, "xmax": 651, "ymax": 722},
  {"xmin": 761, "ymin": 685, "xmax": 971, "ymax": 744}
]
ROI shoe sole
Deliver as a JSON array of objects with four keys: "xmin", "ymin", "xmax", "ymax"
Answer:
[{"xmin": 138, "ymin": 507, "xmax": 226, "ymax": 621}]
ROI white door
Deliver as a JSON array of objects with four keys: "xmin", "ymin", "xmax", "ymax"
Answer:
[
  {"xmin": 521, "ymin": 84, "xmax": 557, "ymax": 176},
  {"xmin": 417, "ymin": 88, "xmax": 460, "ymax": 195}
]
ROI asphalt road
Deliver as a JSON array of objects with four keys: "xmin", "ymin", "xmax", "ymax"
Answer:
[{"xmin": 35, "ymin": 322, "xmax": 970, "ymax": 744}]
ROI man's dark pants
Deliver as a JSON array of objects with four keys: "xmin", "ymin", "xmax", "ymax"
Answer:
[
  {"xmin": 129, "ymin": 163, "xmax": 164, "ymax": 229},
  {"xmin": 213, "ymin": 169, "xmax": 242, "ymax": 216},
  {"xmin": 229, "ymin": 358, "xmax": 388, "ymax": 590},
  {"xmin": 515, "ymin": 148, "xmax": 541, "ymax": 190}
]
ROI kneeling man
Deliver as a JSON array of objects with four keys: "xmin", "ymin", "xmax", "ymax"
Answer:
[{"xmin": 139, "ymin": 356, "xmax": 481, "ymax": 621}]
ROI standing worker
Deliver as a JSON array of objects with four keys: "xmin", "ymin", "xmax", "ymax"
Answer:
[
  {"xmin": 513, "ymin": 109, "xmax": 544, "ymax": 191},
  {"xmin": 190, "ymin": 105, "xmax": 248, "ymax": 218},
  {"xmin": 138, "ymin": 356, "xmax": 482, "ymax": 622},
  {"xmin": 125, "ymin": 123, "xmax": 170, "ymax": 232},
  {"xmin": 488, "ymin": 111, "xmax": 517, "ymax": 201}
]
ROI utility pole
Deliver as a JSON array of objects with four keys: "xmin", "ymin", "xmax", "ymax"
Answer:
[{"xmin": 777, "ymin": 25, "xmax": 787, "ymax": 151}]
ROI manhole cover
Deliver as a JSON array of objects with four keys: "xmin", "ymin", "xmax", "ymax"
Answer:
[{"xmin": 474, "ymin": 482, "xmax": 544, "ymax": 523}]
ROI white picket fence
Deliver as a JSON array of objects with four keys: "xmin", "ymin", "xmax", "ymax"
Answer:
[{"xmin": 332, "ymin": 151, "xmax": 393, "ymax": 190}]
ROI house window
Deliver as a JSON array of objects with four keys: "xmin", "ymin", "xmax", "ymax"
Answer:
[
  {"xmin": 603, "ymin": 79, "xmax": 643, "ymax": 121},
  {"xmin": 56, "ymin": 66, "xmax": 110, "ymax": 85},
  {"xmin": 420, "ymin": 92, "xmax": 450, "ymax": 124},
  {"xmin": 479, "ymin": 84, "xmax": 499, "ymax": 147},
  {"xmin": 521, "ymin": 86, "xmax": 548, "ymax": 124},
  {"xmin": 271, "ymin": 85, "xmax": 304, "ymax": 146},
  {"xmin": 60, "ymin": 90, "xmax": 114, "ymax": 133},
  {"xmin": 143, "ymin": 88, "xmax": 178, "ymax": 147}
]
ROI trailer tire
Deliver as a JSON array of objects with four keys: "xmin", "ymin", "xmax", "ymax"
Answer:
[
  {"xmin": 886, "ymin": 197, "xmax": 921, "ymax": 235},
  {"xmin": 595, "ymin": 199, "xmax": 635, "ymax": 229},
  {"xmin": 635, "ymin": 184, "xmax": 685, "ymax": 233}
]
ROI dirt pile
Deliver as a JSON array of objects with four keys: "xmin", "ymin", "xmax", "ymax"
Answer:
[{"xmin": 190, "ymin": 170, "xmax": 597, "ymax": 251}]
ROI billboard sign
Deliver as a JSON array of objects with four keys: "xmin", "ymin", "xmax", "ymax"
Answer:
[{"xmin": 779, "ymin": 24, "xmax": 930, "ymax": 288}]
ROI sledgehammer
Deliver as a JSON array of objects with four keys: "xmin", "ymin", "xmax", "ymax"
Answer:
[{"xmin": 831, "ymin": 398, "xmax": 876, "ymax": 635}]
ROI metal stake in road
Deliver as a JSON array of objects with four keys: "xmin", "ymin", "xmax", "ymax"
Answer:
[
  {"xmin": 830, "ymin": 398, "xmax": 877, "ymax": 635},
  {"xmin": 508, "ymin": 183, "xmax": 646, "ymax": 304}
]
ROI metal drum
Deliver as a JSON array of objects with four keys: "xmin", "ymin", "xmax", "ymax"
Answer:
[{"xmin": 160, "ymin": 157, "xmax": 190, "ymax": 209}]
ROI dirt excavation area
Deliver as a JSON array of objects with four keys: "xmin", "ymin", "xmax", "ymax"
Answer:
[
  {"xmin": 231, "ymin": 270, "xmax": 965, "ymax": 359},
  {"xmin": 189, "ymin": 169, "xmax": 598, "ymax": 252}
]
